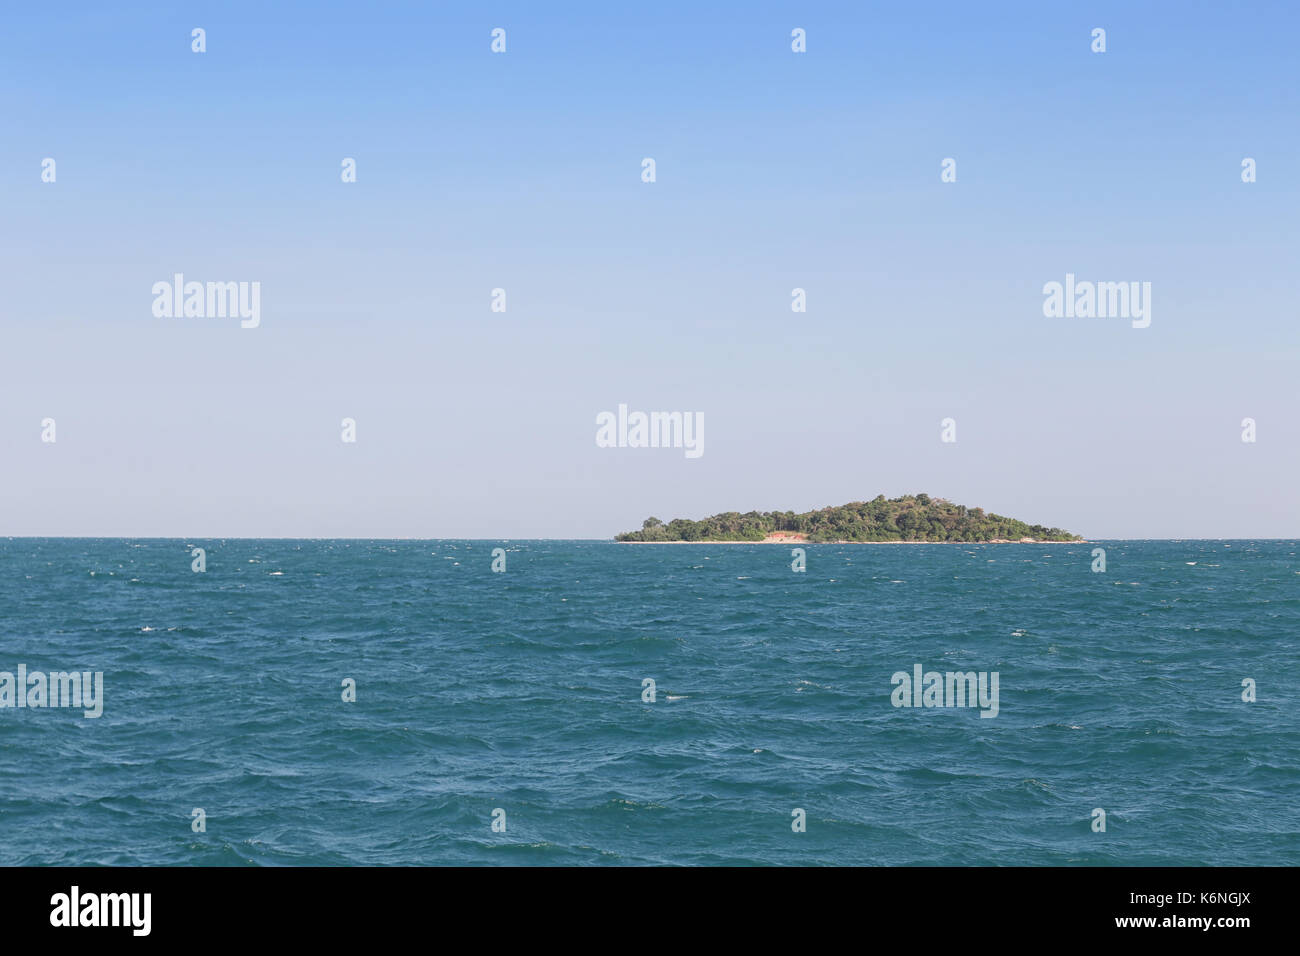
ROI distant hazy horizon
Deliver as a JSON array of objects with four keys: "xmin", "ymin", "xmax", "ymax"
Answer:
[{"xmin": 2, "ymin": 535, "xmax": 1297, "ymax": 543}]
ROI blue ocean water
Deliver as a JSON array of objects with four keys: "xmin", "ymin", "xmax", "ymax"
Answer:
[{"xmin": 0, "ymin": 538, "xmax": 1296, "ymax": 866}]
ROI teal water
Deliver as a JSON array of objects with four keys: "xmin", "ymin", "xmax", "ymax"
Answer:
[{"xmin": 0, "ymin": 539, "xmax": 1296, "ymax": 866}]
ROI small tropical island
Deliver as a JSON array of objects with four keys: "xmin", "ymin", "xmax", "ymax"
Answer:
[{"xmin": 615, "ymin": 494, "xmax": 1084, "ymax": 543}]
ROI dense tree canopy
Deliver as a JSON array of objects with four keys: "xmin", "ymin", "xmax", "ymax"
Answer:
[{"xmin": 615, "ymin": 494, "xmax": 1082, "ymax": 542}]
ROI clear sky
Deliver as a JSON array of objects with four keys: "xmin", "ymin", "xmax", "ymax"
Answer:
[{"xmin": 2, "ymin": 1, "xmax": 1297, "ymax": 538}]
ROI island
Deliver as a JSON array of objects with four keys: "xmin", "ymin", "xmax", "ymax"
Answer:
[{"xmin": 615, "ymin": 494, "xmax": 1084, "ymax": 543}]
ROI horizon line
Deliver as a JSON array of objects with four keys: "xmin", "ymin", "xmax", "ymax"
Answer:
[{"xmin": 2, "ymin": 535, "xmax": 1296, "ymax": 543}]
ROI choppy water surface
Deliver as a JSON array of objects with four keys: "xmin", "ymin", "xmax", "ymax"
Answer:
[{"xmin": 0, "ymin": 539, "xmax": 1295, "ymax": 865}]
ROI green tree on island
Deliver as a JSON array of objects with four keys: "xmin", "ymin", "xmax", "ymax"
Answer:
[{"xmin": 615, "ymin": 494, "xmax": 1082, "ymax": 543}]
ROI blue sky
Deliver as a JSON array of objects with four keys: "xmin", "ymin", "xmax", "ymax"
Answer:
[{"xmin": 2, "ymin": 1, "xmax": 1297, "ymax": 537}]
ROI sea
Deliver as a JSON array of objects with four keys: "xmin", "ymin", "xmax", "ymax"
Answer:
[{"xmin": 0, "ymin": 538, "xmax": 1295, "ymax": 866}]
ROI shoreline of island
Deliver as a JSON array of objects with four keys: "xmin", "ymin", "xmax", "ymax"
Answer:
[{"xmin": 619, "ymin": 536, "xmax": 1089, "ymax": 544}]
